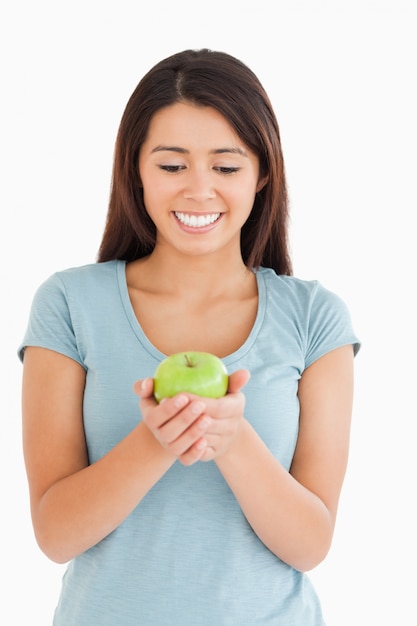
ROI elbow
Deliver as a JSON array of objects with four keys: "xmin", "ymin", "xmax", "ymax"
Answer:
[
  {"xmin": 293, "ymin": 540, "xmax": 332, "ymax": 573},
  {"xmin": 33, "ymin": 523, "xmax": 74, "ymax": 564},
  {"xmin": 288, "ymin": 526, "xmax": 334, "ymax": 572},
  {"xmin": 35, "ymin": 535, "xmax": 72, "ymax": 565},
  {"xmin": 30, "ymin": 494, "xmax": 82, "ymax": 564},
  {"xmin": 270, "ymin": 517, "xmax": 334, "ymax": 572},
  {"xmin": 36, "ymin": 538, "xmax": 73, "ymax": 565},
  {"xmin": 290, "ymin": 504, "xmax": 336, "ymax": 572}
]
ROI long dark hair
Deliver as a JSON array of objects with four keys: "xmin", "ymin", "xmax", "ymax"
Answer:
[{"xmin": 97, "ymin": 49, "xmax": 292, "ymax": 275}]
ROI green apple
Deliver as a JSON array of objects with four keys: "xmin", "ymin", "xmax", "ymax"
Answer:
[{"xmin": 153, "ymin": 351, "xmax": 229, "ymax": 403}]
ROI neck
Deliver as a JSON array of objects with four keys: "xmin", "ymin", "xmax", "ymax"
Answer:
[{"xmin": 128, "ymin": 245, "xmax": 254, "ymax": 300}]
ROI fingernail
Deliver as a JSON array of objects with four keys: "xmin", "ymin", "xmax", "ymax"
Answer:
[
  {"xmin": 173, "ymin": 395, "xmax": 188, "ymax": 409},
  {"xmin": 200, "ymin": 416, "xmax": 211, "ymax": 429},
  {"xmin": 191, "ymin": 401, "xmax": 205, "ymax": 415}
]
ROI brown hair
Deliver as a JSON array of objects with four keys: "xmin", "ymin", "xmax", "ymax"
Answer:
[{"xmin": 97, "ymin": 49, "xmax": 292, "ymax": 275}]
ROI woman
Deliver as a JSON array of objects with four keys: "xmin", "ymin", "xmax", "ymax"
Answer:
[{"xmin": 19, "ymin": 49, "xmax": 360, "ymax": 625}]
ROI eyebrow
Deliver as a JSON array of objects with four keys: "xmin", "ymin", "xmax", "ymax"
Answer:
[{"xmin": 150, "ymin": 145, "xmax": 249, "ymax": 157}]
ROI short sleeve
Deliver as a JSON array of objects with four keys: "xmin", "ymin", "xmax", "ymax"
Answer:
[
  {"xmin": 304, "ymin": 282, "xmax": 361, "ymax": 369},
  {"xmin": 17, "ymin": 273, "xmax": 85, "ymax": 368}
]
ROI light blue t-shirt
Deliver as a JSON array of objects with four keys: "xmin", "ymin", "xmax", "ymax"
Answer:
[{"xmin": 18, "ymin": 260, "xmax": 360, "ymax": 625}]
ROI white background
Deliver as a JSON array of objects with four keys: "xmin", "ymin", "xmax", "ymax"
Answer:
[{"xmin": 2, "ymin": 1, "xmax": 416, "ymax": 624}]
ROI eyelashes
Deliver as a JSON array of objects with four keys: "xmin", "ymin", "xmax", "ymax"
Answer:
[
  {"xmin": 215, "ymin": 166, "xmax": 240, "ymax": 175},
  {"xmin": 159, "ymin": 165, "xmax": 240, "ymax": 175},
  {"xmin": 159, "ymin": 165, "xmax": 185, "ymax": 173}
]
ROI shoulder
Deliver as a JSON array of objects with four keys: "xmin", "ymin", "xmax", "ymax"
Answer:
[
  {"xmin": 258, "ymin": 267, "xmax": 344, "ymax": 310},
  {"xmin": 35, "ymin": 260, "xmax": 123, "ymax": 298},
  {"xmin": 256, "ymin": 266, "xmax": 335, "ymax": 309},
  {"xmin": 27, "ymin": 260, "xmax": 124, "ymax": 323},
  {"xmin": 54, "ymin": 260, "xmax": 122, "ymax": 286},
  {"xmin": 19, "ymin": 261, "xmax": 126, "ymax": 365},
  {"xmin": 256, "ymin": 267, "xmax": 360, "ymax": 362}
]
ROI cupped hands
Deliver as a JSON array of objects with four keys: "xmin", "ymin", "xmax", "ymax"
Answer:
[{"xmin": 133, "ymin": 369, "xmax": 250, "ymax": 466}]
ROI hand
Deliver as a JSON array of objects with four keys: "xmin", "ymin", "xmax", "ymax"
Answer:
[
  {"xmin": 134, "ymin": 378, "xmax": 213, "ymax": 466},
  {"xmin": 196, "ymin": 369, "xmax": 250, "ymax": 462},
  {"xmin": 133, "ymin": 369, "xmax": 250, "ymax": 466}
]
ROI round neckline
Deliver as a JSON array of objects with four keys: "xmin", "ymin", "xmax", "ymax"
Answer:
[{"xmin": 116, "ymin": 259, "xmax": 267, "ymax": 366}]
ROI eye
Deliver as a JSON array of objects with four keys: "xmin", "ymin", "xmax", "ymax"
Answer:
[
  {"xmin": 214, "ymin": 166, "xmax": 240, "ymax": 175},
  {"xmin": 159, "ymin": 165, "xmax": 186, "ymax": 173}
]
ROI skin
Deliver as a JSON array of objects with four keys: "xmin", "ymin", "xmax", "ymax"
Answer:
[{"xmin": 22, "ymin": 102, "xmax": 354, "ymax": 572}]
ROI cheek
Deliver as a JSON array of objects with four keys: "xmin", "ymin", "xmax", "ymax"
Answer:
[
  {"xmin": 141, "ymin": 176, "xmax": 166, "ymax": 208},
  {"xmin": 231, "ymin": 181, "xmax": 258, "ymax": 210},
  {"xmin": 142, "ymin": 173, "xmax": 178, "ymax": 205},
  {"xmin": 141, "ymin": 187, "xmax": 159, "ymax": 221}
]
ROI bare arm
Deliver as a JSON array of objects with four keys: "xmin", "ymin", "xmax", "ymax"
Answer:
[
  {"xmin": 21, "ymin": 347, "xmax": 212, "ymax": 563},
  {"xmin": 213, "ymin": 345, "xmax": 355, "ymax": 571}
]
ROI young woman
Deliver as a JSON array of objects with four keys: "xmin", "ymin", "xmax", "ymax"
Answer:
[{"xmin": 19, "ymin": 49, "xmax": 360, "ymax": 625}]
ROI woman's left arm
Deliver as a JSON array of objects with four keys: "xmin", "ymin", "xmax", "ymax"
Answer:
[{"xmin": 213, "ymin": 344, "xmax": 354, "ymax": 572}]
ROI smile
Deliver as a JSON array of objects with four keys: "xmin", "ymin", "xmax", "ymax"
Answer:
[{"xmin": 174, "ymin": 212, "xmax": 221, "ymax": 228}]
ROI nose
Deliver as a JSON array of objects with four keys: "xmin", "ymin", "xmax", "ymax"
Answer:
[{"xmin": 183, "ymin": 169, "xmax": 216, "ymax": 202}]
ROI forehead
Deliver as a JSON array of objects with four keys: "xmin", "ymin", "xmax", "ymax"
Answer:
[{"xmin": 145, "ymin": 102, "xmax": 241, "ymax": 144}]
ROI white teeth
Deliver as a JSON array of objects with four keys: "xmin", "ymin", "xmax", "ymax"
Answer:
[{"xmin": 174, "ymin": 212, "xmax": 220, "ymax": 227}]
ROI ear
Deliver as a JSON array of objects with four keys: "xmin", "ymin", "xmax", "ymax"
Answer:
[{"xmin": 256, "ymin": 175, "xmax": 268, "ymax": 193}]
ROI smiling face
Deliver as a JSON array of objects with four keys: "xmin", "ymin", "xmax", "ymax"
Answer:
[{"xmin": 138, "ymin": 102, "xmax": 266, "ymax": 260}]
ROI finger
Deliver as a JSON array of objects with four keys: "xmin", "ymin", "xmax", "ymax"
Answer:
[
  {"xmin": 133, "ymin": 377, "xmax": 154, "ymax": 399},
  {"xmin": 198, "ymin": 445, "xmax": 217, "ymax": 463},
  {"xmin": 227, "ymin": 369, "xmax": 250, "ymax": 394},
  {"xmin": 142, "ymin": 394, "xmax": 191, "ymax": 430},
  {"xmin": 159, "ymin": 401, "xmax": 208, "ymax": 445},
  {"xmin": 178, "ymin": 437, "xmax": 209, "ymax": 466}
]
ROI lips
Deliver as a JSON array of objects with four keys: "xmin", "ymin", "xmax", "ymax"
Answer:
[{"xmin": 174, "ymin": 212, "xmax": 221, "ymax": 228}]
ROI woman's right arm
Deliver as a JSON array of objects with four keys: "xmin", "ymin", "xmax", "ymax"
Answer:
[{"xmin": 21, "ymin": 347, "xmax": 210, "ymax": 563}]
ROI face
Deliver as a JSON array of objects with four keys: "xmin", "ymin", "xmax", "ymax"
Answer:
[{"xmin": 138, "ymin": 102, "xmax": 266, "ymax": 259}]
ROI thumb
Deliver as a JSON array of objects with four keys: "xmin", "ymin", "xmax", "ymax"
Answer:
[
  {"xmin": 133, "ymin": 377, "xmax": 154, "ymax": 399},
  {"xmin": 227, "ymin": 369, "xmax": 250, "ymax": 394}
]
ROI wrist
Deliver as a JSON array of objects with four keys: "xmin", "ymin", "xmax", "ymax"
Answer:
[{"xmin": 214, "ymin": 417, "xmax": 250, "ymax": 466}]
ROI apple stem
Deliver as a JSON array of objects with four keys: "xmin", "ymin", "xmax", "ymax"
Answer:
[{"xmin": 184, "ymin": 354, "xmax": 193, "ymax": 368}]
